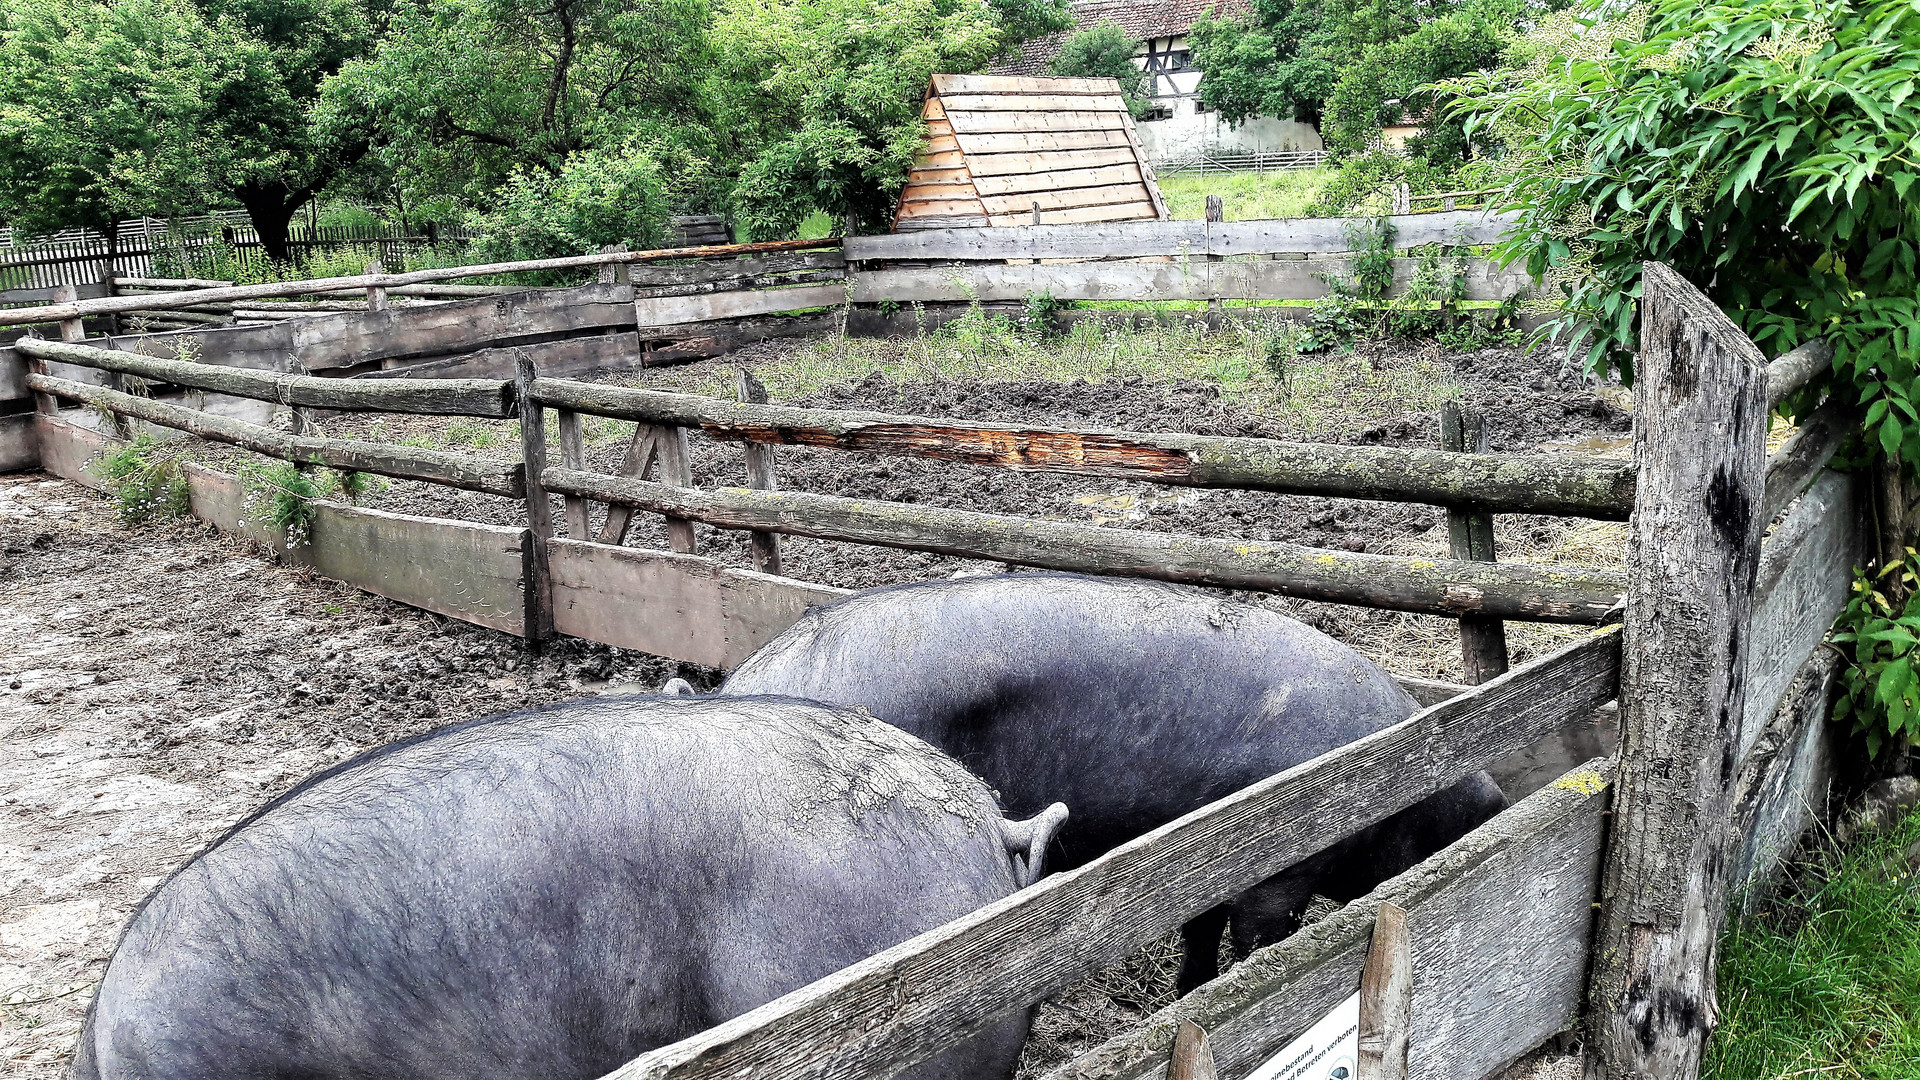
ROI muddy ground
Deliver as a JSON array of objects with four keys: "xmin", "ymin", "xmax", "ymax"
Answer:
[{"xmin": 1, "ymin": 337, "xmax": 1626, "ymax": 1078}]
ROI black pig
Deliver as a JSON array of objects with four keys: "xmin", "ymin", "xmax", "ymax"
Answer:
[
  {"xmin": 721, "ymin": 573, "xmax": 1507, "ymax": 991},
  {"xmin": 74, "ymin": 697, "xmax": 1067, "ymax": 1080}
]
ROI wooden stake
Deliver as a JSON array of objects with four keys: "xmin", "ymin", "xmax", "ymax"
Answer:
[
  {"xmin": 515, "ymin": 350, "xmax": 556, "ymax": 644},
  {"xmin": 1356, "ymin": 901, "xmax": 1411, "ymax": 1080},
  {"xmin": 658, "ymin": 425, "xmax": 697, "ymax": 555},
  {"xmin": 365, "ymin": 259, "xmax": 388, "ymax": 312},
  {"xmin": 1588, "ymin": 263, "xmax": 1770, "ymax": 1080},
  {"xmin": 737, "ymin": 368, "xmax": 782, "ymax": 575},
  {"xmin": 1205, "ymin": 196, "xmax": 1224, "ymax": 332},
  {"xmin": 1166, "ymin": 1019, "xmax": 1217, "ymax": 1080},
  {"xmin": 594, "ymin": 426, "xmax": 663, "ymax": 546},
  {"xmin": 558, "ymin": 408, "xmax": 590, "ymax": 538},
  {"xmin": 1442, "ymin": 401, "xmax": 1509, "ymax": 682}
]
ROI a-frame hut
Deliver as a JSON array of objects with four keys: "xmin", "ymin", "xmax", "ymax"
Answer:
[{"xmin": 892, "ymin": 74, "xmax": 1170, "ymax": 231}]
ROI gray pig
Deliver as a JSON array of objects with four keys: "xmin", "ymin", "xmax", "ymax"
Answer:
[
  {"xmin": 74, "ymin": 697, "xmax": 1066, "ymax": 1080},
  {"xmin": 721, "ymin": 573, "xmax": 1508, "ymax": 992}
]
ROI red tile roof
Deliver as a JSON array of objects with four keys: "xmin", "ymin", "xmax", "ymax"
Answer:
[{"xmin": 990, "ymin": 0, "xmax": 1250, "ymax": 77}]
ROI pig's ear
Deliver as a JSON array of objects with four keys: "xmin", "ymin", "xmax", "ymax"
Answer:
[
  {"xmin": 661, "ymin": 678, "xmax": 695, "ymax": 697},
  {"xmin": 998, "ymin": 802, "xmax": 1068, "ymax": 888}
]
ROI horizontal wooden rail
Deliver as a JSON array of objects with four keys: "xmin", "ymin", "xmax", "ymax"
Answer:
[
  {"xmin": 1764, "ymin": 338, "xmax": 1833, "ymax": 411},
  {"xmin": 27, "ymin": 374, "xmax": 523, "ymax": 497},
  {"xmin": 850, "ymin": 256, "xmax": 1531, "ymax": 305},
  {"xmin": 543, "ymin": 468, "xmax": 1627, "ymax": 621},
  {"xmin": 843, "ymin": 210, "xmax": 1518, "ymax": 263},
  {"xmin": 532, "ymin": 380, "xmax": 1635, "ymax": 518},
  {"xmin": 0, "ymin": 238, "xmax": 841, "ymax": 327},
  {"xmin": 596, "ymin": 630, "xmax": 1621, "ymax": 1080},
  {"xmin": 1761, "ymin": 395, "xmax": 1857, "ymax": 524},
  {"xmin": 16, "ymin": 338, "xmax": 515, "ymax": 417}
]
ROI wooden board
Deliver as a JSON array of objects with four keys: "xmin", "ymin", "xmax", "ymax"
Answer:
[
  {"xmin": 905, "ymin": 168, "xmax": 973, "ymax": 186},
  {"xmin": 966, "ymin": 147, "xmax": 1140, "ymax": 178},
  {"xmin": 634, "ymin": 283, "xmax": 845, "ymax": 328},
  {"xmin": 912, "ymin": 150, "xmax": 967, "ymax": 171},
  {"xmin": 986, "ymin": 204, "xmax": 1161, "ymax": 228},
  {"xmin": 897, "ymin": 200, "xmax": 993, "ymax": 220},
  {"xmin": 939, "ymin": 93, "xmax": 1129, "ymax": 113},
  {"xmin": 1729, "ymin": 649, "xmax": 1838, "ymax": 909},
  {"xmin": 900, "ymin": 183, "xmax": 984, "ymax": 203},
  {"xmin": 101, "ymin": 321, "xmax": 297, "ymax": 374},
  {"xmin": 0, "ymin": 346, "xmax": 25, "ymax": 403},
  {"xmin": 849, "ymin": 257, "xmax": 1535, "ymax": 304},
  {"xmin": 923, "ymin": 134, "xmax": 962, "ymax": 156},
  {"xmin": 358, "ymin": 332, "xmax": 645, "ymax": 382},
  {"xmin": 955, "ymin": 130, "xmax": 1134, "ymax": 156},
  {"xmin": 598, "ymin": 634, "xmax": 1620, "ymax": 1080},
  {"xmin": 978, "ymin": 183, "xmax": 1155, "ymax": 217},
  {"xmin": 1742, "ymin": 470, "xmax": 1863, "ymax": 760},
  {"xmin": 1045, "ymin": 760, "xmax": 1613, "ymax": 1080},
  {"xmin": 0, "ymin": 412, "xmax": 38, "ymax": 472},
  {"xmin": 293, "ymin": 282, "xmax": 638, "ymax": 371},
  {"xmin": 848, "ymin": 210, "xmax": 1518, "ymax": 263},
  {"xmin": 972, "ymin": 163, "xmax": 1144, "ymax": 197},
  {"xmin": 625, "ymin": 252, "xmax": 844, "ymax": 290},
  {"xmin": 547, "ymin": 538, "xmax": 848, "ymax": 669},
  {"xmin": 34, "ymin": 413, "xmax": 527, "ymax": 633},
  {"xmin": 946, "ymin": 110, "xmax": 1131, "ymax": 135},
  {"xmin": 932, "ymin": 74, "xmax": 1118, "ymax": 96}
]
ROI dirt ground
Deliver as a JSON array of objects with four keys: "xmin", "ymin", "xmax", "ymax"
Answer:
[{"xmin": 1, "ymin": 335, "xmax": 1627, "ymax": 1079}]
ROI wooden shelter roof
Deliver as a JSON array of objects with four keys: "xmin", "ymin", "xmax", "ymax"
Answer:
[{"xmin": 892, "ymin": 74, "xmax": 1169, "ymax": 232}]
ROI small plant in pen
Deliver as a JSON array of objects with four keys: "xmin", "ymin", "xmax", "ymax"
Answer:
[
  {"xmin": 238, "ymin": 463, "xmax": 366, "ymax": 547},
  {"xmin": 95, "ymin": 435, "xmax": 192, "ymax": 527}
]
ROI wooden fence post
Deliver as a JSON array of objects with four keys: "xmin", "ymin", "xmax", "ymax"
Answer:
[
  {"xmin": 597, "ymin": 243, "xmax": 631, "ymax": 285},
  {"xmin": 1166, "ymin": 1019, "xmax": 1217, "ymax": 1080},
  {"xmin": 515, "ymin": 350, "xmax": 556, "ymax": 645},
  {"xmin": 737, "ymin": 368, "xmax": 782, "ymax": 575},
  {"xmin": 365, "ymin": 259, "xmax": 388, "ymax": 312},
  {"xmin": 557, "ymin": 408, "xmax": 590, "ymax": 538},
  {"xmin": 1442, "ymin": 401, "xmax": 1508, "ymax": 682},
  {"xmin": 1587, "ymin": 263, "xmax": 1770, "ymax": 1079},
  {"xmin": 1356, "ymin": 901, "xmax": 1411, "ymax": 1080},
  {"xmin": 1205, "ymin": 195, "xmax": 1224, "ymax": 333}
]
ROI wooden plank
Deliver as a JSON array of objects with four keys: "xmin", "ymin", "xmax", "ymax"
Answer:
[
  {"xmin": 932, "ymin": 73, "xmax": 1118, "ymax": 96},
  {"xmin": 925, "ymin": 118, "xmax": 955, "ymax": 139},
  {"xmin": 634, "ymin": 283, "xmax": 845, "ymax": 329},
  {"xmin": 1761, "ymin": 397, "xmax": 1857, "ymax": 524},
  {"xmin": 905, "ymin": 168, "xmax": 973, "ymax": 186},
  {"xmin": 547, "ymin": 538, "xmax": 845, "ymax": 669},
  {"xmin": 897, "ymin": 199, "xmax": 992, "ymax": 220},
  {"xmin": 34, "ymin": 414, "xmax": 529, "ymax": 632},
  {"xmin": 600, "ymin": 638, "xmax": 1620, "ymax": 1080},
  {"xmin": 912, "ymin": 150, "xmax": 967, "ymax": 171},
  {"xmin": 971, "ymin": 163, "xmax": 1143, "ymax": 197},
  {"xmin": 923, "ymin": 134, "xmax": 962, "ymax": 156},
  {"xmin": 626, "ymin": 252, "xmax": 845, "ymax": 290},
  {"xmin": 900, "ymin": 183, "xmax": 983, "ymax": 203},
  {"xmin": 1044, "ymin": 759, "xmax": 1614, "ymax": 1080},
  {"xmin": 938, "ymin": 93, "xmax": 1128, "ymax": 113},
  {"xmin": 1742, "ymin": 469, "xmax": 1863, "ymax": 758},
  {"xmin": 354, "ymin": 332, "xmax": 644, "ymax": 382},
  {"xmin": 737, "ymin": 368, "xmax": 781, "ymax": 575},
  {"xmin": 1591, "ymin": 262, "xmax": 1771, "ymax": 1080},
  {"xmin": 965, "ymin": 146, "xmax": 1139, "ymax": 178},
  {"xmin": 529, "ymin": 379, "xmax": 1638, "ymax": 518},
  {"xmin": 946, "ymin": 110, "xmax": 1131, "ymax": 135},
  {"xmin": 848, "ymin": 256, "xmax": 1534, "ymax": 304},
  {"xmin": 28, "ymin": 372, "xmax": 524, "ymax": 496},
  {"xmin": 0, "ymin": 345, "xmax": 25, "ymax": 402},
  {"xmin": 295, "ymin": 282, "xmax": 638, "ymax": 371},
  {"xmin": 922, "ymin": 97, "xmax": 947, "ymax": 121},
  {"xmin": 953, "ymin": 130, "xmax": 1133, "ymax": 156},
  {"xmin": 100, "ymin": 321, "xmax": 297, "ymax": 374},
  {"xmin": 979, "ymin": 183, "xmax": 1155, "ymax": 217},
  {"xmin": 0, "ymin": 412, "xmax": 38, "ymax": 472},
  {"xmin": 1443, "ymin": 403, "xmax": 1509, "ymax": 684},
  {"xmin": 847, "ymin": 210, "xmax": 1519, "ymax": 263},
  {"xmin": 1729, "ymin": 648, "xmax": 1838, "ymax": 911},
  {"xmin": 559, "ymin": 409, "xmax": 590, "ymax": 538},
  {"xmin": 516, "ymin": 351, "xmax": 556, "ymax": 643},
  {"xmin": 543, "ymin": 467, "xmax": 1627, "ymax": 622},
  {"xmin": 1356, "ymin": 902, "xmax": 1411, "ymax": 1080},
  {"xmin": 986, "ymin": 204, "xmax": 1161, "ymax": 228},
  {"xmin": 15, "ymin": 338, "xmax": 515, "ymax": 416}
]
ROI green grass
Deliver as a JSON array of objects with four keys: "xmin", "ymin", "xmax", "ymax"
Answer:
[
  {"xmin": 1706, "ymin": 806, "xmax": 1920, "ymax": 1079},
  {"xmin": 1158, "ymin": 169, "xmax": 1337, "ymax": 221}
]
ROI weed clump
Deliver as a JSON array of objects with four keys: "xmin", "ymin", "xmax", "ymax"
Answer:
[
  {"xmin": 95, "ymin": 435, "xmax": 192, "ymax": 527},
  {"xmin": 239, "ymin": 463, "xmax": 365, "ymax": 547}
]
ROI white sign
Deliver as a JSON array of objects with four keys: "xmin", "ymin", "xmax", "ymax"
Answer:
[{"xmin": 1241, "ymin": 991, "xmax": 1360, "ymax": 1080}]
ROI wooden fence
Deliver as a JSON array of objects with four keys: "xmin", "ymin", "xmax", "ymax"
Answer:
[
  {"xmin": 0, "ymin": 218, "xmax": 475, "ymax": 288},
  {"xmin": 0, "ymin": 222, "xmax": 1866, "ymax": 1080}
]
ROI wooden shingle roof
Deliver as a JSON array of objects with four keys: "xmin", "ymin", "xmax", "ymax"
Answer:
[{"xmin": 892, "ymin": 74, "xmax": 1169, "ymax": 232}]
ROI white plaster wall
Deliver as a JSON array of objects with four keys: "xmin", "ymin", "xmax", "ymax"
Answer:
[{"xmin": 1129, "ymin": 34, "xmax": 1325, "ymax": 163}]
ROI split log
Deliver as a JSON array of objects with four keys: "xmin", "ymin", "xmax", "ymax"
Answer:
[
  {"xmin": 25, "ymin": 372, "xmax": 523, "ymax": 497},
  {"xmin": 1588, "ymin": 263, "xmax": 1771, "ymax": 1080},
  {"xmin": 595, "ymin": 631, "xmax": 1620, "ymax": 1080},
  {"xmin": 516, "ymin": 351, "xmax": 557, "ymax": 643},
  {"xmin": 14, "ymin": 338, "xmax": 515, "ymax": 417},
  {"xmin": 530, "ymin": 380, "xmax": 1635, "ymax": 518},
  {"xmin": 1764, "ymin": 338, "xmax": 1832, "ymax": 412},
  {"xmin": 542, "ymin": 468, "xmax": 1627, "ymax": 622}
]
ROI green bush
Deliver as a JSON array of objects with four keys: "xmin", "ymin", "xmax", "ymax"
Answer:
[
  {"xmin": 471, "ymin": 145, "xmax": 671, "ymax": 265},
  {"xmin": 1449, "ymin": 0, "xmax": 1920, "ymax": 754},
  {"xmin": 94, "ymin": 435, "xmax": 190, "ymax": 527},
  {"xmin": 1048, "ymin": 23, "xmax": 1152, "ymax": 118}
]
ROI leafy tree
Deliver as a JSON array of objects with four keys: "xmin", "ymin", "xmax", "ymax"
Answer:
[
  {"xmin": 716, "ymin": 0, "xmax": 1030, "ymax": 239},
  {"xmin": 1449, "ymin": 0, "xmax": 1920, "ymax": 751},
  {"xmin": 0, "ymin": 0, "xmax": 212, "ymax": 248},
  {"xmin": 1047, "ymin": 22, "xmax": 1151, "ymax": 118},
  {"xmin": 470, "ymin": 144, "xmax": 670, "ymax": 261},
  {"xmin": 1319, "ymin": 13, "xmax": 1506, "ymax": 158},
  {"xmin": 1189, "ymin": 0, "xmax": 1416, "ymax": 128},
  {"xmin": 322, "ymin": 0, "xmax": 723, "ymax": 215}
]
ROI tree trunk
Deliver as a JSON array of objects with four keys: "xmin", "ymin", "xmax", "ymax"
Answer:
[{"xmin": 235, "ymin": 183, "xmax": 308, "ymax": 265}]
